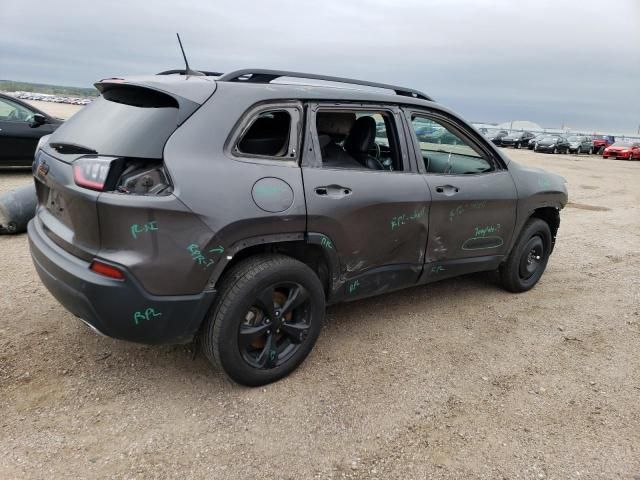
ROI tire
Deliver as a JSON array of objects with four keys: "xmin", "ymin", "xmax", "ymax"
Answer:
[
  {"xmin": 598, "ymin": 146, "xmax": 605, "ymax": 155},
  {"xmin": 499, "ymin": 218, "xmax": 552, "ymax": 293},
  {"xmin": 589, "ymin": 147, "xmax": 594, "ymax": 154},
  {"xmin": 515, "ymin": 142, "xmax": 520, "ymax": 149},
  {"xmin": 201, "ymin": 254, "xmax": 325, "ymax": 386},
  {"xmin": 553, "ymin": 147, "xmax": 558, "ymax": 154}
]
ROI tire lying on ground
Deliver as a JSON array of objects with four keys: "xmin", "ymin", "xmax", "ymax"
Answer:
[{"xmin": 0, "ymin": 183, "xmax": 37, "ymax": 234}]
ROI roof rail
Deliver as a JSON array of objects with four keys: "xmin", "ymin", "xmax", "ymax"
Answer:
[
  {"xmin": 217, "ymin": 69, "xmax": 433, "ymax": 101},
  {"xmin": 157, "ymin": 69, "xmax": 223, "ymax": 77}
]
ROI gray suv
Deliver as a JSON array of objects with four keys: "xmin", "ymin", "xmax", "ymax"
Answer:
[{"xmin": 28, "ymin": 69, "xmax": 568, "ymax": 386}]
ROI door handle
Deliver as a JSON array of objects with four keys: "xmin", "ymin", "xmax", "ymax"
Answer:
[
  {"xmin": 435, "ymin": 185, "xmax": 459, "ymax": 196},
  {"xmin": 315, "ymin": 185, "xmax": 352, "ymax": 198}
]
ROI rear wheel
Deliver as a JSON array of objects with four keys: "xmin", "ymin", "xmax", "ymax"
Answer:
[
  {"xmin": 553, "ymin": 147, "xmax": 558, "ymax": 154},
  {"xmin": 201, "ymin": 254, "xmax": 325, "ymax": 386},
  {"xmin": 500, "ymin": 218, "xmax": 552, "ymax": 293},
  {"xmin": 598, "ymin": 146, "xmax": 605, "ymax": 155},
  {"xmin": 515, "ymin": 142, "xmax": 520, "ymax": 149}
]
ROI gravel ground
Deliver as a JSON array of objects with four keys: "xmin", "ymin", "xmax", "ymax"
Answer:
[{"xmin": 1, "ymin": 126, "xmax": 639, "ymax": 479}]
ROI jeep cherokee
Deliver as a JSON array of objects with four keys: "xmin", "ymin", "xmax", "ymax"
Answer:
[{"xmin": 28, "ymin": 69, "xmax": 568, "ymax": 386}]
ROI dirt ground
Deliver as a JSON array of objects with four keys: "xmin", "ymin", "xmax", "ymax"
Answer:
[{"xmin": 1, "ymin": 119, "xmax": 639, "ymax": 478}]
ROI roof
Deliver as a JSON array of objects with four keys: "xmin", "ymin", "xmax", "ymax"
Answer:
[{"xmin": 152, "ymin": 68, "xmax": 435, "ymax": 105}]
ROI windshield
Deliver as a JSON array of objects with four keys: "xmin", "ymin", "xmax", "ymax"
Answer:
[
  {"xmin": 611, "ymin": 141, "xmax": 633, "ymax": 147},
  {"xmin": 541, "ymin": 136, "xmax": 558, "ymax": 142},
  {"xmin": 567, "ymin": 136, "xmax": 580, "ymax": 141}
]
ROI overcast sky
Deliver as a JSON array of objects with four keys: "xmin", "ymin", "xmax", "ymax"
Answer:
[{"xmin": 1, "ymin": 0, "xmax": 639, "ymax": 133}]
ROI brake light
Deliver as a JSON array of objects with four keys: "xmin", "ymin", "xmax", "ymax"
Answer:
[
  {"xmin": 73, "ymin": 157, "xmax": 115, "ymax": 191},
  {"xmin": 90, "ymin": 260, "xmax": 125, "ymax": 280}
]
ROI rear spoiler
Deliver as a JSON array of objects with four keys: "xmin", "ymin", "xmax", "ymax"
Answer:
[{"xmin": 96, "ymin": 74, "xmax": 217, "ymax": 105}]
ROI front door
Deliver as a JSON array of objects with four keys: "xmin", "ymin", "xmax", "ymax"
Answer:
[
  {"xmin": 302, "ymin": 104, "xmax": 430, "ymax": 301},
  {"xmin": 405, "ymin": 110, "xmax": 518, "ymax": 281}
]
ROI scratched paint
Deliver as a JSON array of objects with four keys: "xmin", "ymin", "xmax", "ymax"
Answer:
[
  {"xmin": 130, "ymin": 220, "xmax": 158, "ymax": 239},
  {"xmin": 431, "ymin": 265, "xmax": 445, "ymax": 273}
]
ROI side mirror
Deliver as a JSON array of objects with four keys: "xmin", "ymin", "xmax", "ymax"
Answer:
[{"xmin": 30, "ymin": 113, "xmax": 47, "ymax": 128}]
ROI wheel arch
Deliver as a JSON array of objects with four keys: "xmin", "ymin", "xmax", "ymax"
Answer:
[
  {"xmin": 208, "ymin": 233, "xmax": 339, "ymax": 300},
  {"xmin": 530, "ymin": 206, "xmax": 560, "ymax": 253}
]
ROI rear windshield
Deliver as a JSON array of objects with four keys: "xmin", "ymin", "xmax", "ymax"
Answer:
[{"xmin": 48, "ymin": 86, "xmax": 194, "ymax": 159}]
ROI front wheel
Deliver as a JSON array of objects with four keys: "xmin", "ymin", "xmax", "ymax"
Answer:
[
  {"xmin": 201, "ymin": 254, "xmax": 325, "ymax": 386},
  {"xmin": 500, "ymin": 218, "xmax": 552, "ymax": 293},
  {"xmin": 553, "ymin": 147, "xmax": 558, "ymax": 154}
]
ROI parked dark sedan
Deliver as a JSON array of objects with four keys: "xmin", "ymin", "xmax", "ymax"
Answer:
[
  {"xmin": 535, "ymin": 135, "xmax": 571, "ymax": 154},
  {"xmin": 0, "ymin": 93, "xmax": 63, "ymax": 166},
  {"xmin": 483, "ymin": 129, "xmax": 509, "ymax": 146},
  {"xmin": 528, "ymin": 133, "xmax": 549, "ymax": 150},
  {"xmin": 501, "ymin": 131, "xmax": 535, "ymax": 149}
]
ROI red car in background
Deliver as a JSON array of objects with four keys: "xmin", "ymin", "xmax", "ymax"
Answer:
[
  {"xmin": 603, "ymin": 141, "xmax": 640, "ymax": 160},
  {"xmin": 592, "ymin": 135, "xmax": 615, "ymax": 154}
]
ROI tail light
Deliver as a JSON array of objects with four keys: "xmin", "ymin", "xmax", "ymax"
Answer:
[
  {"xmin": 116, "ymin": 162, "xmax": 172, "ymax": 195},
  {"xmin": 73, "ymin": 156, "xmax": 116, "ymax": 191},
  {"xmin": 72, "ymin": 156, "xmax": 172, "ymax": 195}
]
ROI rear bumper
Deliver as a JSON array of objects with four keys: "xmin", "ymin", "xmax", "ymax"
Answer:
[{"xmin": 28, "ymin": 217, "xmax": 215, "ymax": 345}]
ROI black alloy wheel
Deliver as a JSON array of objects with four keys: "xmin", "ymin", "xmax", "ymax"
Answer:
[
  {"xmin": 239, "ymin": 282, "xmax": 311, "ymax": 369},
  {"xmin": 202, "ymin": 254, "xmax": 325, "ymax": 386}
]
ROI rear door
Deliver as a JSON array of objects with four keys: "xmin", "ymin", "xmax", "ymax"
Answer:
[
  {"xmin": 404, "ymin": 109, "xmax": 518, "ymax": 280},
  {"xmin": 302, "ymin": 103, "xmax": 430, "ymax": 300}
]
